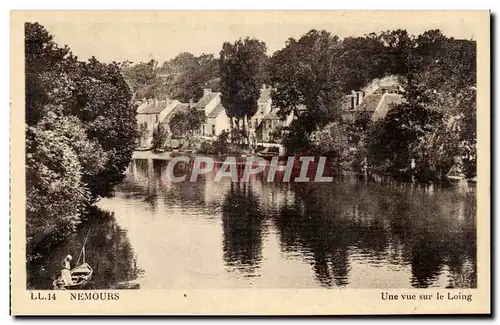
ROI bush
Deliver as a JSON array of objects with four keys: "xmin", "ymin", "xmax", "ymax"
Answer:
[{"xmin": 151, "ymin": 123, "xmax": 169, "ymax": 150}]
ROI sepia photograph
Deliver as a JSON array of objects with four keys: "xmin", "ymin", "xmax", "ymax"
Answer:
[{"xmin": 11, "ymin": 10, "xmax": 490, "ymax": 315}]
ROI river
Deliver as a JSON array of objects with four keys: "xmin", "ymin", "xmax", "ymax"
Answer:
[{"xmin": 28, "ymin": 157, "xmax": 477, "ymax": 290}]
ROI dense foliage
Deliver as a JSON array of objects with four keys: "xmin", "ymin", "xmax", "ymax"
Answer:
[
  {"xmin": 25, "ymin": 22, "xmax": 137, "ymax": 259},
  {"xmin": 151, "ymin": 122, "xmax": 169, "ymax": 150},
  {"xmin": 168, "ymin": 108, "xmax": 205, "ymax": 138},
  {"xmin": 363, "ymin": 31, "xmax": 476, "ymax": 180},
  {"xmin": 219, "ymin": 37, "xmax": 268, "ymax": 131},
  {"xmin": 269, "ymin": 30, "xmax": 345, "ymax": 124},
  {"xmin": 267, "ymin": 28, "xmax": 476, "ymax": 181},
  {"xmin": 122, "ymin": 53, "xmax": 220, "ymax": 102}
]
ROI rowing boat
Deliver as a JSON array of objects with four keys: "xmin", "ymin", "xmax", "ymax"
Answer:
[
  {"xmin": 53, "ymin": 228, "xmax": 93, "ymax": 290},
  {"xmin": 53, "ymin": 263, "xmax": 93, "ymax": 290}
]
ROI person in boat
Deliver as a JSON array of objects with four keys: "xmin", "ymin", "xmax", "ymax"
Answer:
[{"xmin": 61, "ymin": 255, "xmax": 73, "ymax": 285}]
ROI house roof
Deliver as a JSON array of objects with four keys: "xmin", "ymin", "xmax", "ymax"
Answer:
[
  {"xmin": 163, "ymin": 102, "xmax": 191, "ymax": 123},
  {"xmin": 372, "ymin": 93, "xmax": 404, "ymax": 121},
  {"xmin": 373, "ymin": 85, "xmax": 401, "ymax": 94},
  {"xmin": 193, "ymin": 92, "xmax": 219, "ymax": 110},
  {"xmin": 207, "ymin": 103, "xmax": 226, "ymax": 118},
  {"xmin": 259, "ymin": 88, "xmax": 271, "ymax": 102},
  {"xmin": 138, "ymin": 100, "xmax": 168, "ymax": 114},
  {"xmin": 356, "ymin": 94, "xmax": 383, "ymax": 112}
]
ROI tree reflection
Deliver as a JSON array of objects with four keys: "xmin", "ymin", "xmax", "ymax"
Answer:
[
  {"xmin": 384, "ymin": 189, "xmax": 477, "ymax": 288},
  {"xmin": 27, "ymin": 209, "xmax": 144, "ymax": 289},
  {"xmin": 273, "ymin": 183, "xmax": 354, "ymax": 288},
  {"xmin": 221, "ymin": 182, "xmax": 265, "ymax": 275},
  {"xmin": 272, "ymin": 181, "xmax": 476, "ymax": 289},
  {"xmin": 409, "ymin": 234, "xmax": 445, "ymax": 288}
]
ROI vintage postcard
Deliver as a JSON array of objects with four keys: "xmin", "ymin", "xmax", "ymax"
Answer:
[{"xmin": 10, "ymin": 10, "xmax": 490, "ymax": 315}]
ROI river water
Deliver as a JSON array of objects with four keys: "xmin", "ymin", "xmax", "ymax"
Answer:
[{"xmin": 28, "ymin": 158, "xmax": 477, "ymax": 290}]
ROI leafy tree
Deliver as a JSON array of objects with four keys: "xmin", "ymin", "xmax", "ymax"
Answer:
[
  {"xmin": 378, "ymin": 29, "xmax": 416, "ymax": 76},
  {"xmin": 337, "ymin": 33, "xmax": 388, "ymax": 93},
  {"xmin": 121, "ymin": 59, "xmax": 158, "ymax": 98},
  {"xmin": 66, "ymin": 57, "xmax": 138, "ymax": 199},
  {"xmin": 151, "ymin": 122, "xmax": 169, "ymax": 150},
  {"xmin": 456, "ymin": 87, "xmax": 477, "ymax": 178},
  {"xmin": 229, "ymin": 128, "xmax": 248, "ymax": 147},
  {"xmin": 268, "ymin": 126, "xmax": 284, "ymax": 144},
  {"xmin": 213, "ymin": 130, "xmax": 230, "ymax": 154},
  {"xmin": 410, "ymin": 32, "xmax": 477, "ymax": 179},
  {"xmin": 26, "ymin": 112, "xmax": 95, "ymax": 260},
  {"xmin": 269, "ymin": 30, "xmax": 344, "ymax": 124},
  {"xmin": 158, "ymin": 52, "xmax": 197, "ymax": 74},
  {"xmin": 268, "ymin": 30, "xmax": 348, "ymax": 154},
  {"xmin": 169, "ymin": 53, "xmax": 220, "ymax": 102},
  {"xmin": 414, "ymin": 30, "xmax": 476, "ymax": 92},
  {"xmin": 137, "ymin": 122, "xmax": 149, "ymax": 146},
  {"xmin": 219, "ymin": 37, "xmax": 268, "ymax": 132},
  {"xmin": 25, "ymin": 22, "xmax": 139, "ymax": 260},
  {"xmin": 25, "ymin": 22, "xmax": 74, "ymax": 126},
  {"xmin": 281, "ymin": 115, "xmax": 317, "ymax": 154},
  {"xmin": 124, "ymin": 52, "xmax": 221, "ymax": 103},
  {"xmin": 168, "ymin": 108, "xmax": 205, "ymax": 138},
  {"xmin": 365, "ymin": 76, "xmax": 444, "ymax": 179}
]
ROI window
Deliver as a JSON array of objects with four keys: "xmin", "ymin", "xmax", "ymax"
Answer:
[
  {"xmin": 202, "ymin": 125, "xmax": 205, "ymax": 135},
  {"xmin": 212, "ymin": 125, "xmax": 216, "ymax": 135},
  {"xmin": 155, "ymin": 115, "xmax": 158, "ymax": 123},
  {"xmin": 248, "ymin": 120, "xmax": 253, "ymax": 129}
]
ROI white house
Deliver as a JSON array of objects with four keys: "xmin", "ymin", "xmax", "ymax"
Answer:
[
  {"xmin": 136, "ymin": 98, "xmax": 187, "ymax": 147},
  {"xmin": 258, "ymin": 109, "xmax": 294, "ymax": 143},
  {"xmin": 193, "ymin": 86, "xmax": 294, "ymax": 143},
  {"xmin": 195, "ymin": 88, "xmax": 231, "ymax": 138},
  {"xmin": 248, "ymin": 85, "xmax": 272, "ymax": 130}
]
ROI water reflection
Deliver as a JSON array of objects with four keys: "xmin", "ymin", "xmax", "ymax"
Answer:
[
  {"xmin": 32, "ymin": 158, "xmax": 475, "ymax": 289},
  {"xmin": 27, "ymin": 209, "xmax": 144, "ymax": 289},
  {"xmin": 125, "ymin": 158, "xmax": 476, "ymax": 288},
  {"xmin": 221, "ymin": 182, "xmax": 265, "ymax": 276}
]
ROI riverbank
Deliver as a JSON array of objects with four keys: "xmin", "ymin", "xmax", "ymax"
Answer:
[
  {"xmin": 132, "ymin": 149, "xmax": 284, "ymax": 162},
  {"xmin": 132, "ymin": 150, "xmax": 476, "ymax": 186}
]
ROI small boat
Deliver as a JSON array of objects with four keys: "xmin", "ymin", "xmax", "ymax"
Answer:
[
  {"xmin": 53, "ymin": 228, "xmax": 93, "ymax": 290},
  {"xmin": 256, "ymin": 146, "xmax": 282, "ymax": 160},
  {"xmin": 53, "ymin": 263, "xmax": 93, "ymax": 290}
]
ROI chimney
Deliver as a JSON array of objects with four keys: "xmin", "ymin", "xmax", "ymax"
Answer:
[
  {"xmin": 351, "ymin": 91, "xmax": 357, "ymax": 110},
  {"xmin": 203, "ymin": 88, "xmax": 212, "ymax": 97},
  {"xmin": 154, "ymin": 98, "xmax": 158, "ymax": 106},
  {"xmin": 189, "ymin": 99, "xmax": 193, "ymax": 108},
  {"xmin": 357, "ymin": 91, "xmax": 364, "ymax": 105}
]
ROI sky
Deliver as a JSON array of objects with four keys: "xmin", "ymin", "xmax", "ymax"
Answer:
[{"xmin": 28, "ymin": 11, "xmax": 482, "ymax": 64}]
